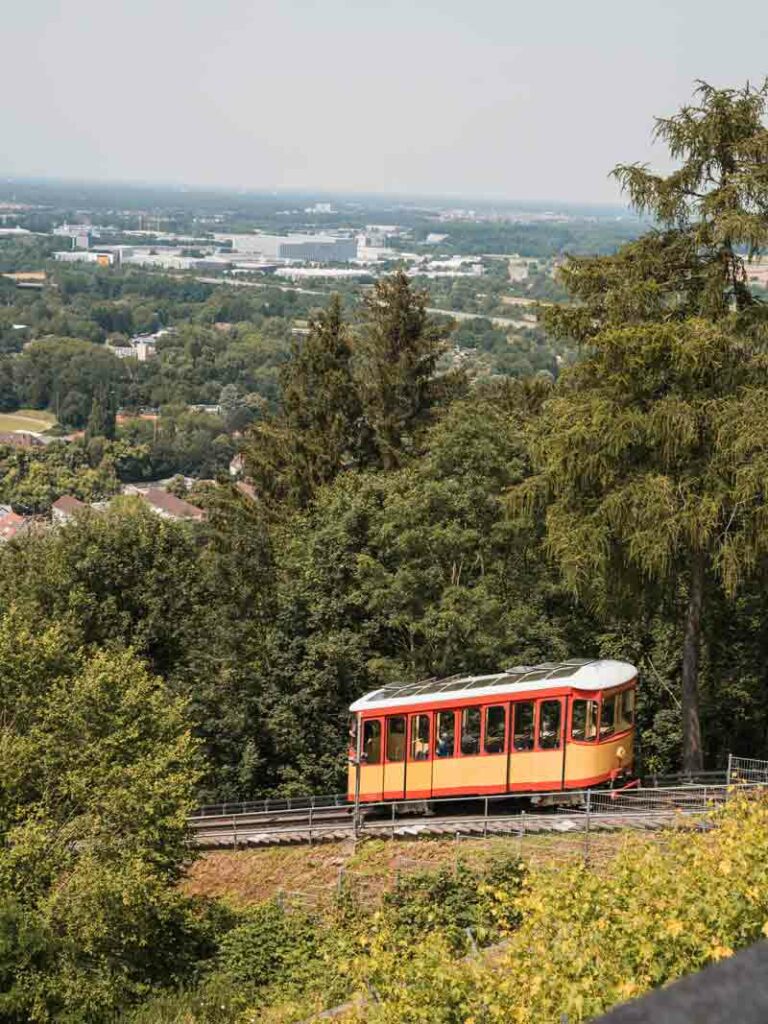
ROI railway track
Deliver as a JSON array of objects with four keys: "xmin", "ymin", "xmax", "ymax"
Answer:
[{"xmin": 189, "ymin": 781, "xmax": 737, "ymax": 849}]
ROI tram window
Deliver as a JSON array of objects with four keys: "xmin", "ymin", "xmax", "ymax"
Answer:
[
  {"xmin": 387, "ymin": 716, "xmax": 406, "ymax": 762},
  {"xmin": 513, "ymin": 702, "xmax": 535, "ymax": 751},
  {"xmin": 538, "ymin": 700, "xmax": 562, "ymax": 750},
  {"xmin": 600, "ymin": 695, "xmax": 616, "ymax": 739},
  {"xmin": 571, "ymin": 700, "xmax": 598, "ymax": 742},
  {"xmin": 618, "ymin": 689, "xmax": 635, "ymax": 731},
  {"xmin": 460, "ymin": 707, "xmax": 481, "ymax": 755},
  {"xmin": 410, "ymin": 714, "xmax": 431, "ymax": 760},
  {"xmin": 484, "ymin": 706, "xmax": 506, "ymax": 754},
  {"xmin": 435, "ymin": 711, "xmax": 455, "ymax": 758},
  {"xmin": 362, "ymin": 719, "xmax": 382, "ymax": 764}
]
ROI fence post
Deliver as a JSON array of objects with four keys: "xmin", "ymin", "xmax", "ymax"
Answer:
[
  {"xmin": 484, "ymin": 796, "xmax": 489, "ymax": 838},
  {"xmin": 232, "ymin": 814, "xmax": 238, "ymax": 851},
  {"xmin": 727, "ymin": 752, "xmax": 734, "ymax": 789},
  {"xmin": 519, "ymin": 811, "xmax": 525, "ymax": 859},
  {"xmin": 308, "ymin": 804, "xmax": 313, "ymax": 846},
  {"xmin": 584, "ymin": 790, "xmax": 591, "ymax": 867},
  {"xmin": 391, "ymin": 801, "xmax": 396, "ymax": 840}
]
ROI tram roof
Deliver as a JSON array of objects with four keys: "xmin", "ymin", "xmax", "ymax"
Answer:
[{"xmin": 350, "ymin": 659, "xmax": 637, "ymax": 713}]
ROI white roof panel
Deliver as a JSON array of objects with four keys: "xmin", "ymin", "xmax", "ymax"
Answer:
[{"xmin": 350, "ymin": 659, "xmax": 637, "ymax": 713}]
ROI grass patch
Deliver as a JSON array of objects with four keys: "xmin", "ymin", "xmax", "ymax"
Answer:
[
  {"xmin": 0, "ymin": 409, "xmax": 57, "ymax": 433},
  {"xmin": 183, "ymin": 828, "xmax": 662, "ymax": 912}
]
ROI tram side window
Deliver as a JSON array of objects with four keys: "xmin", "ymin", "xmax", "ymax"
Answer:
[
  {"xmin": 617, "ymin": 689, "xmax": 635, "ymax": 731},
  {"xmin": 435, "ymin": 711, "xmax": 456, "ymax": 758},
  {"xmin": 410, "ymin": 714, "xmax": 430, "ymax": 760},
  {"xmin": 461, "ymin": 707, "xmax": 481, "ymax": 755},
  {"xmin": 363, "ymin": 719, "xmax": 382, "ymax": 764},
  {"xmin": 484, "ymin": 705, "xmax": 506, "ymax": 754},
  {"xmin": 538, "ymin": 700, "xmax": 562, "ymax": 750},
  {"xmin": 600, "ymin": 695, "xmax": 616, "ymax": 739},
  {"xmin": 513, "ymin": 702, "xmax": 535, "ymax": 751},
  {"xmin": 571, "ymin": 699, "xmax": 598, "ymax": 742},
  {"xmin": 387, "ymin": 716, "xmax": 406, "ymax": 762}
]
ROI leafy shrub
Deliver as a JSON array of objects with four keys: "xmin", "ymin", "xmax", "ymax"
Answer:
[
  {"xmin": 381, "ymin": 854, "xmax": 524, "ymax": 951},
  {"xmin": 359, "ymin": 794, "xmax": 768, "ymax": 1023},
  {"xmin": 215, "ymin": 900, "xmax": 320, "ymax": 991}
]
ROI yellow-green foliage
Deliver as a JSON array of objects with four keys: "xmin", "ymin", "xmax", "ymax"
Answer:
[{"xmin": 352, "ymin": 795, "xmax": 768, "ymax": 1023}]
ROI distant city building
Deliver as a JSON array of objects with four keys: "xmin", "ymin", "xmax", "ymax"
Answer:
[
  {"xmin": 123, "ymin": 251, "xmax": 195, "ymax": 270},
  {"xmin": 107, "ymin": 331, "xmax": 166, "ymax": 362},
  {"xmin": 214, "ymin": 232, "xmax": 358, "ymax": 262},
  {"xmin": 53, "ymin": 250, "xmax": 115, "ymax": 266},
  {"xmin": 275, "ymin": 267, "xmax": 371, "ymax": 280},
  {"xmin": 53, "ymin": 223, "xmax": 95, "ymax": 249},
  {"xmin": 305, "ymin": 202, "xmax": 333, "ymax": 214}
]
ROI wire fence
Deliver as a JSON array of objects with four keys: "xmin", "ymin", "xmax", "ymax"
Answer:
[
  {"xmin": 275, "ymin": 809, "xmax": 706, "ymax": 915},
  {"xmin": 190, "ymin": 779, "xmax": 758, "ymax": 851},
  {"xmin": 728, "ymin": 754, "xmax": 768, "ymax": 785}
]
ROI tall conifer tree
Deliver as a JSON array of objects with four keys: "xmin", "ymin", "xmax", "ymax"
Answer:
[
  {"xmin": 356, "ymin": 271, "xmax": 453, "ymax": 469},
  {"xmin": 245, "ymin": 294, "xmax": 362, "ymax": 508},
  {"xmin": 518, "ymin": 82, "xmax": 768, "ymax": 772}
]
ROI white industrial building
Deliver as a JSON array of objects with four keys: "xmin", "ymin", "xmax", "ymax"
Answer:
[
  {"xmin": 214, "ymin": 232, "xmax": 358, "ymax": 262},
  {"xmin": 53, "ymin": 250, "xmax": 115, "ymax": 266}
]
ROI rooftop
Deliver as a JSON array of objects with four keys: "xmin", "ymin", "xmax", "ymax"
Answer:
[
  {"xmin": 350, "ymin": 659, "xmax": 637, "ymax": 713},
  {"xmin": 0, "ymin": 511, "xmax": 27, "ymax": 542},
  {"xmin": 142, "ymin": 488, "xmax": 204, "ymax": 520},
  {"xmin": 52, "ymin": 495, "xmax": 87, "ymax": 514}
]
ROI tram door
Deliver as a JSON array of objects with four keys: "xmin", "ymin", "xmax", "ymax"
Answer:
[
  {"xmin": 360, "ymin": 717, "xmax": 384, "ymax": 801},
  {"xmin": 508, "ymin": 700, "xmax": 537, "ymax": 789},
  {"xmin": 383, "ymin": 715, "xmax": 407, "ymax": 800},
  {"xmin": 406, "ymin": 713, "xmax": 432, "ymax": 799}
]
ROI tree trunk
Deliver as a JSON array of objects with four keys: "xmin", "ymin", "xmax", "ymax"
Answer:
[{"xmin": 681, "ymin": 551, "xmax": 705, "ymax": 773}]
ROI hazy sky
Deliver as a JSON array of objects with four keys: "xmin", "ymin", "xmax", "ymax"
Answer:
[{"xmin": 2, "ymin": 0, "xmax": 766, "ymax": 203}]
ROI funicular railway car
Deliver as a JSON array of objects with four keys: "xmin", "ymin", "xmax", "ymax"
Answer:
[{"xmin": 347, "ymin": 659, "xmax": 636, "ymax": 802}]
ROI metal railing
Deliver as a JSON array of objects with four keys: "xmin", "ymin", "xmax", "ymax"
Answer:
[
  {"xmin": 191, "ymin": 792, "xmax": 347, "ymax": 818},
  {"xmin": 728, "ymin": 754, "xmax": 768, "ymax": 785},
  {"xmin": 189, "ymin": 780, "xmax": 760, "ymax": 849}
]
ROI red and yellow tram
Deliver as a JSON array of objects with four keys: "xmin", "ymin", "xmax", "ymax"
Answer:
[{"xmin": 347, "ymin": 659, "xmax": 636, "ymax": 802}]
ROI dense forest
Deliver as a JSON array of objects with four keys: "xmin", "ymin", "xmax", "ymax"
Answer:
[{"xmin": 1, "ymin": 80, "xmax": 767, "ymax": 1021}]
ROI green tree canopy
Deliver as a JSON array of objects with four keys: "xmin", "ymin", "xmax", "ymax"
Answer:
[
  {"xmin": 245, "ymin": 293, "xmax": 363, "ymax": 509},
  {"xmin": 0, "ymin": 616, "xmax": 203, "ymax": 1019},
  {"xmin": 355, "ymin": 270, "xmax": 459, "ymax": 469},
  {"xmin": 527, "ymin": 82, "xmax": 768, "ymax": 772}
]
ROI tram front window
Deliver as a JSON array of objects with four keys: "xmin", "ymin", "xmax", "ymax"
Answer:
[
  {"xmin": 435, "ymin": 711, "xmax": 455, "ymax": 758},
  {"xmin": 600, "ymin": 695, "xmax": 616, "ymax": 739},
  {"xmin": 362, "ymin": 719, "xmax": 382, "ymax": 764},
  {"xmin": 571, "ymin": 699, "xmax": 598, "ymax": 742}
]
